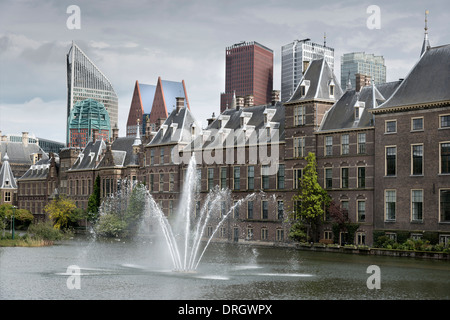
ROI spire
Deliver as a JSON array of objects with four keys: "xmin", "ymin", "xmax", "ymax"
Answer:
[
  {"xmin": 133, "ymin": 118, "xmax": 142, "ymax": 146},
  {"xmin": 346, "ymin": 71, "xmax": 352, "ymax": 91},
  {"xmin": 420, "ymin": 10, "xmax": 430, "ymax": 57},
  {"xmin": 230, "ymin": 90, "xmax": 237, "ymax": 109},
  {"xmin": 323, "ymin": 32, "xmax": 327, "ymax": 47}
]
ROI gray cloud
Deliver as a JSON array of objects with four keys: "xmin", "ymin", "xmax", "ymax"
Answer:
[{"xmin": 0, "ymin": 0, "xmax": 449, "ymax": 143}]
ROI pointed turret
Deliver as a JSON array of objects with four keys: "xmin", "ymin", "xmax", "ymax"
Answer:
[{"xmin": 420, "ymin": 10, "xmax": 430, "ymax": 57}]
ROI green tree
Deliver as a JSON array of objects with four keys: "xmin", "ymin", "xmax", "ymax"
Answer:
[
  {"xmin": 125, "ymin": 183, "xmax": 146, "ymax": 234},
  {"xmin": 44, "ymin": 196, "xmax": 77, "ymax": 230},
  {"xmin": 290, "ymin": 152, "xmax": 329, "ymax": 242},
  {"xmin": 87, "ymin": 175, "xmax": 101, "ymax": 222}
]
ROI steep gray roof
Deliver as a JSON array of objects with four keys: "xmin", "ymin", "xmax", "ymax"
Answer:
[
  {"xmin": 375, "ymin": 44, "xmax": 450, "ymax": 111},
  {"xmin": 0, "ymin": 153, "xmax": 17, "ymax": 189},
  {"xmin": 98, "ymin": 136, "xmax": 138, "ymax": 167},
  {"xmin": 0, "ymin": 141, "xmax": 48, "ymax": 165},
  {"xmin": 320, "ymin": 80, "xmax": 402, "ymax": 131},
  {"xmin": 188, "ymin": 102, "xmax": 285, "ymax": 151},
  {"xmin": 148, "ymin": 106, "xmax": 200, "ymax": 146},
  {"xmin": 287, "ymin": 59, "xmax": 343, "ymax": 103},
  {"xmin": 18, "ymin": 156, "xmax": 59, "ymax": 181},
  {"xmin": 69, "ymin": 140, "xmax": 106, "ymax": 170}
]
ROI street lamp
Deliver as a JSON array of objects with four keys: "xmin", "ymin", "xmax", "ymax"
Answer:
[{"xmin": 11, "ymin": 206, "xmax": 16, "ymax": 240}]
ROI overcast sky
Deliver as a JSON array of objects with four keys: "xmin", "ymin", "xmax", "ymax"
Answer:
[{"xmin": 0, "ymin": 0, "xmax": 449, "ymax": 143}]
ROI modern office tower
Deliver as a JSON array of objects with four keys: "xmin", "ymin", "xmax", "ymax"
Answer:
[
  {"xmin": 281, "ymin": 38, "xmax": 334, "ymax": 102},
  {"xmin": 67, "ymin": 99, "xmax": 111, "ymax": 148},
  {"xmin": 220, "ymin": 41, "xmax": 273, "ymax": 112},
  {"xmin": 340, "ymin": 52, "xmax": 386, "ymax": 91},
  {"xmin": 66, "ymin": 42, "xmax": 118, "ymax": 145}
]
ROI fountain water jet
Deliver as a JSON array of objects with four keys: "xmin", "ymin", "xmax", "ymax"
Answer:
[{"xmin": 144, "ymin": 156, "xmax": 255, "ymax": 273}]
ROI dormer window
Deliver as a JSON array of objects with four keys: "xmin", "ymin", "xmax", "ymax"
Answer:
[
  {"xmin": 300, "ymin": 86, "xmax": 306, "ymax": 97},
  {"xmin": 300, "ymin": 80, "xmax": 310, "ymax": 97},
  {"xmin": 355, "ymin": 107, "xmax": 360, "ymax": 120},
  {"xmin": 329, "ymin": 85, "xmax": 334, "ymax": 96}
]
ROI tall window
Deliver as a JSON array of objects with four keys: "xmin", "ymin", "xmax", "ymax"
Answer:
[
  {"xmin": 357, "ymin": 201, "xmax": 366, "ymax": 222},
  {"xmin": 150, "ymin": 149, "xmax": 155, "ymax": 165},
  {"xmin": 412, "ymin": 145, "xmax": 423, "ymax": 175},
  {"xmin": 160, "ymin": 148, "xmax": 164, "ymax": 164},
  {"xmin": 233, "ymin": 167, "xmax": 240, "ymax": 190},
  {"xmin": 440, "ymin": 190, "xmax": 450, "ymax": 222},
  {"xmin": 233, "ymin": 200, "xmax": 239, "ymax": 218},
  {"xmin": 159, "ymin": 173, "xmax": 164, "ymax": 192},
  {"xmin": 207, "ymin": 168, "xmax": 214, "ymax": 190},
  {"xmin": 261, "ymin": 227, "xmax": 268, "ymax": 240},
  {"xmin": 385, "ymin": 190, "xmax": 396, "ymax": 221},
  {"xmin": 411, "ymin": 190, "xmax": 423, "ymax": 221},
  {"xmin": 294, "ymin": 106, "xmax": 305, "ymax": 125},
  {"xmin": 294, "ymin": 169, "xmax": 302, "ymax": 189},
  {"xmin": 169, "ymin": 173, "xmax": 175, "ymax": 191},
  {"xmin": 386, "ymin": 146, "xmax": 397, "ymax": 176},
  {"xmin": 262, "ymin": 165, "xmax": 269, "ymax": 189},
  {"xmin": 294, "ymin": 137, "xmax": 305, "ymax": 158},
  {"xmin": 277, "ymin": 164, "xmax": 285, "ymax": 189},
  {"xmin": 325, "ymin": 168, "xmax": 332, "ymax": 189},
  {"xmin": 341, "ymin": 134, "xmax": 349, "ymax": 155},
  {"xmin": 441, "ymin": 142, "xmax": 450, "ymax": 174},
  {"xmin": 262, "ymin": 200, "xmax": 268, "ymax": 219},
  {"xmin": 196, "ymin": 168, "xmax": 202, "ymax": 192},
  {"xmin": 358, "ymin": 167, "xmax": 366, "ymax": 188},
  {"xmin": 247, "ymin": 201, "xmax": 254, "ymax": 219},
  {"xmin": 247, "ymin": 166, "xmax": 254, "ymax": 190},
  {"xmin": 325, "ymin": 136, "xmax": 333, "ymax": 156},
  {"xmin": 277, "ymin": 201, "xmax": 284, "ymax": 220},
  {"xmin": 276, "ymin": 229, "xmax": 284, "ymax": 241},
  {"xmin": 150, "ymin": 174, "xmax": 154, "ymax": 192},
  {"xmin": 220, "ymin": 167, "xmax": 227, "ymax": 189},
  {"xmin": 358, "ymin": 133, "xmax": 366, "ymax": 154},
  {"xmin": 341, "ymin": 168, "xmax": 349, "ymax": 188}
]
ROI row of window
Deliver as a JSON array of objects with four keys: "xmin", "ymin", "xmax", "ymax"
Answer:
[
  {"xmin": 323, "ymin": 133, "xmax": 367, "ymax": 156},
  {"xmin": 385, "ymin": 142, "xmax": 450, "ymax": 176},
  {"xmin": 384, "ymin": 189, "xmax": 450, "ymax": 222},
  {"xmin": 18, "ymin": 181, "xmax": 56, "ymax": 196},
  {"xmin": 385, "ymin": 114, "xmax": 450, "ymax": 133},
  {"xmin": 324, "ymin": 166, "xmax": 366, "ymax": 189}
]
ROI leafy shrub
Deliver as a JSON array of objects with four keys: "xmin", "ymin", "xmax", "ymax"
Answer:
[{"xmin": 27, "ymin": 221, "xmax": 64, "ymax": 241}]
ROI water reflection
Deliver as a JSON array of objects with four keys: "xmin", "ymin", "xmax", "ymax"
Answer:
[{"xmin": 0, "ymin": 240, "xmax": 449, "ymax": 300}]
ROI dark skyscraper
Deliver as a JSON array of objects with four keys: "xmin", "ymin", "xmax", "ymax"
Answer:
[{"xmin": 220, "ymin": 41, "xmax": 273, "ymax": 112}]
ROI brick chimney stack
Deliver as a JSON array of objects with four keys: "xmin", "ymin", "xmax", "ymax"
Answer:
[
  {"xmin": 244, "ymin": 95, "xmax": 254, "ymax": 107},
  {"xmin": 176, "ymin": 97, "xmax": 185, "ymax": 114},
  {"xmin": 271, "ymin": 90, "xmax": 280, "ymax": 105}
]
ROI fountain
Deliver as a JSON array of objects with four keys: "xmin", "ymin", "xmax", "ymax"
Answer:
[
  {"xmin": 95, "ymin": 155, "xmax": 255, "ymax": 273},
  {"xmin": 143, "ymin": 156, "xmax": 255, "ymax": 272}
]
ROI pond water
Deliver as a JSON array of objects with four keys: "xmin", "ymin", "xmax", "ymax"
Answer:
[{"xmin": 0, "ymin": 238, "xmax": 449, "ymax": 300}]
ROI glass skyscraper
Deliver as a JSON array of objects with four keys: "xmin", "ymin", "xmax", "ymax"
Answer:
[
  {"xmin": 66, "ymin": 42, "xmax": 118, "ymax": 145},
  {"xmin": 281, "ymin": 38, "xmax": 334, "ymax": 102},
  {"xmin": 340, "ymin": 52, "xmax": 386, "ymax": 90}
]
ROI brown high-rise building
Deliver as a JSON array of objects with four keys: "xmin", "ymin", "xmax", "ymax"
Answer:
[{"xmin": 220, "ymin": 41, "xmax": 273, "ymax": 112}]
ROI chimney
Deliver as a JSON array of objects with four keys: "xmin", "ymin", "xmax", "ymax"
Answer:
[
  {"xmin": 355, "ymin": 74, "xmax": 371, "ymax": 92},
  {"xmin": 112, "ymin": 124, "xmax": 119, "ymax": 142},
  {"xmin": 271, "ymin": 90, "xmax": 280, "ymax": 105},
  {"xmin": 176, "ymin": 97, "xmax": 185, "ymax": 114},
  {"xmin": 244, "ymin": 95, "xmax": 254, "ymax": 107},
  {"xmin": 236, "ymin": 96, "xmax": 244, "ymax": 110},
  {"xmin": 22, "ymin": 132, "xmax": 29, "ymax": 147},
  {"xmin": 1, "ymin": 135, "xmax": 6, "ymax": 142},
  {"xmin": 207, "ymin": 112, "xmax": 216, "ymax": 126}
]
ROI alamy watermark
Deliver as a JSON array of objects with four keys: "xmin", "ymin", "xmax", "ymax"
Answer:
[
  {"xmin": 366, "ymin": 265, "xmax": 381, "ymax": 289},
  {"xmin": 66, "ymin": 265, "xmax": 81, "ymax": 290},
  {"xmin": 170, "ymin": 127, "xmax": 281, "ymax": 175},
  {"xmin": 66, "ymin": 5, "xmax": 81, "ymax": 30},
  {"xmin": 366, "ymin": 5, "xmax": 381, "ymax": 29}
]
